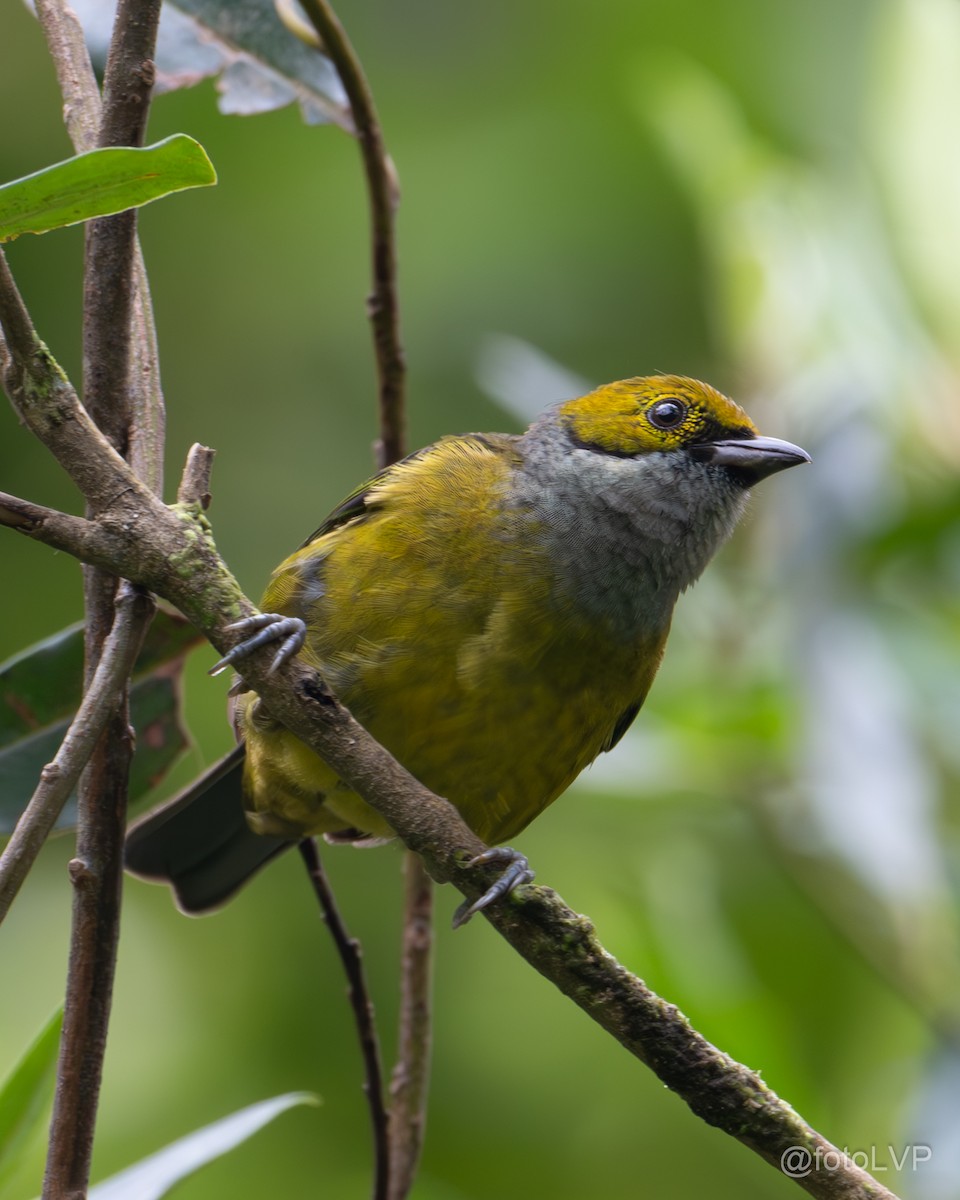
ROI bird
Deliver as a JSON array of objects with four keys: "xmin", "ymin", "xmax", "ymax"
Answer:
[{"xmin": 124, "ymin": 374, "xmax": 809, "ymax": 923}]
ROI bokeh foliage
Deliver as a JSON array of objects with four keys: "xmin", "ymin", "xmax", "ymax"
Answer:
[{"xmin": 1, "ymin": 0, "xmax": 958, "ymax": 1197}]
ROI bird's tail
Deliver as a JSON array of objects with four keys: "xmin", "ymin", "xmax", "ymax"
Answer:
[{"xmin": 124, "ymin": 745, "xmax": 292, "ymax": 914}]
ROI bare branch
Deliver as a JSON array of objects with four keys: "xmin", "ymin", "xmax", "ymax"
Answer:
[
  {"xmin": 43, "ymin": 4, "xmax": 164, "ymax": 1197},
  {"xmin": 126, "ymin": 265, "xmax": 165, "ymax": 494},
  {"xmin": 0, "ymin": 490, "xmax": 141, "ymax": 577},
  {"xmin": 82, "ymin": 0, "xmax": 162, "ymax": 447},
  {"xmin": 0, "ymin": 248, "xmax": 40, "ymax": 368},
  {"xmin": 43, "ymin": 709, "xmax": 131, "ymax": 1200},
  {"xmin": 35, "ymin": 0, "xmax": 166, "ymax": 496},
  {"xmin": 480, "ymin": 905, "xmax": 900, "ymax": 1200},
  {"xmin": 34, "ymin": 0, "xmax": 102, "ymax": 152},
  {"xmin": 0, "ymin": 248, "xmax": 149, "ymax": 512},
  {"xmin": 298, "ymin": 0, "xmax": 405, "ymax": 468},
  {"xmin": 0, "ymin": 491, "xmax": 60, "ymax": 532},
  {"xmin": 0, "ymin": 585, "xmax": 155, "ymax": 925},
  {"xmin": 177, "ymin": 443, "xmax": 215, "ymax": 508},
  {"xmin": 387, "ymin": 852, "xmax": 433, "ymax": 1200},
  {"xmin": 299, "ymin": 839, "xmax": 389, "ymax": 1199}
]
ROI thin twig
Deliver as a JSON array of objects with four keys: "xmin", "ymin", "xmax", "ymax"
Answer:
[
  {"xmin": 0, "ymin": 585, "xmax": 154, "ymax": 925},
  {"xmin": 297, "ymin": 0, "xmax": 405, "ymax": 467},
  {"xmin": 176, "ymin": 443, "xmax": 215, "ymax": 508},
  {"xmin": 126, "ymin": 260, "xmax": 165, "ymax": 495},
  {"xmin": 0, "ymin": 488, "xmax": 123, "ymax": 567},
  {"xmin": 0, "ymin": 249, "xmax": 39, "ymax": 369},
  {"xmin": 0, "ymin": 491, "xmax": 57, "ymax": 531},
  {"xmin": 387, "ymin": 852, "xmax": 433, "ymax": 1200},
  {"xmin": 299, "ymin": 839, "xmax": 390, "ymax": 1200}
]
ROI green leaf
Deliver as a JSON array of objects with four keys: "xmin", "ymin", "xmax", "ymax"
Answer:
[
  {"xmin": 86, "ymin": 1094, "xmax": 319, "ymax": 1200},
  {"xmin": 0, "ymin": 610, "xmax": 205, "ymax": 833},
  {"xmin": 0, "ymin": 1009, "xmax": 63, "ymax": 1192},
  {"xmin": 59, "ymin": 0, "xmax": 351, "ymax": 129},
  {"xmin": 0, "ymin": 134, "xmax": 216, "ymax": 243},
  {"xmin": 168, "ymin": 0, "xmax": 349, "ymax": 125}
]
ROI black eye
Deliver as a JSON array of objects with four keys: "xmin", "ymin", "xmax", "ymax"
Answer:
[{"xmin": 647, "ymin": 399, "xmax": 687, "ymax": 430}]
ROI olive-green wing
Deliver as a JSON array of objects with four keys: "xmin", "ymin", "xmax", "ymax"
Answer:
[{"xmin": 297, "ymin": 446, "xmax": 432, "ymax": 550}]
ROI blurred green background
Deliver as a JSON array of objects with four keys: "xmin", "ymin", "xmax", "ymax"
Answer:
[{"xmin": 2, "ymin": 0, "xmax": 959, "ymax": 1197}]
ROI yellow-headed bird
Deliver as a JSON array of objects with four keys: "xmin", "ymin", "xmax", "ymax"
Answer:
[{"xmin": 125, "ymin": 375, "xmax": 808, "ymax": 920}]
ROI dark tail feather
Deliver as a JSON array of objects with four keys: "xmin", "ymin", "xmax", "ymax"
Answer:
[{"xmin": 124, "ymin": 745, "xmax": 292, "ymax": 914}]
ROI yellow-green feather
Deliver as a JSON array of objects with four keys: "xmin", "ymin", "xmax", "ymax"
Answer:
[{"xmin": 239, "ymin": 433, "xmax": 667, "ymax": 844}]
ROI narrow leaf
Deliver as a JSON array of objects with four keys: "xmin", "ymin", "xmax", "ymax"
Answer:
[
  {"xmin": 0, "ymin": 135, "xmax": 216, "ymax": 242},
  {"xmin": 86, "ymin": 1093, "xmax": 319, "ymax": 1200},
  {"xmin": 0, "ymin": 1009, "xmax": 63, "ymax": 1190}
]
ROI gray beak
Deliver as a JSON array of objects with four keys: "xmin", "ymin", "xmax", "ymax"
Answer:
[{"xmin": 689, "ymin": 435, "xmax": 811, "ymax": 485}]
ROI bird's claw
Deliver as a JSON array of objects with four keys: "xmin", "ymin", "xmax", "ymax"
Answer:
[
  {"xmin": 452, "ymin": 846, "xmax": 535, "ymax": 929},
  {"xmin": 209, "ymin": 613, "xmax": 307, "ymax": 677}
]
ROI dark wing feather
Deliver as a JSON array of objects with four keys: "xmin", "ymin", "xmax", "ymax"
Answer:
[
  {"xmin": 603, "ymin": 699, "xmax": 643, "ymax": 753},
  {"xmin": 298, "ymin": 446, "xmax": 432, "ymax": 549}
]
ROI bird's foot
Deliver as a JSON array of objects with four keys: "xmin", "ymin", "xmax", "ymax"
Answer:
[
  {"xmin": 209, "ymin": 613, "xmax": 307, "ymax": 677},
  {"xmin": 452, "ymin": 846, "xmax": 535, "ymax": 929}
]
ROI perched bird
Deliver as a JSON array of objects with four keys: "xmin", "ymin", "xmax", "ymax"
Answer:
[{"xmin": 125, "ymin": 375, "xmax": 809, "ymax": 922}]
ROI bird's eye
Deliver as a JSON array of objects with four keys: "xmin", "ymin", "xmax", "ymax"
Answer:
[{"xmin": 647, "ymin": 399, "xmax": 687, "ymax": 430}]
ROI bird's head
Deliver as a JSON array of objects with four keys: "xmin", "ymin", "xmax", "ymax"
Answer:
[
  {"xmin": 516, "ymin": 375, "xmax": 810, "ymax": 625},
  {"xmin": 556, "ymin": 374, "xmax": 809, "ymax": 487}
]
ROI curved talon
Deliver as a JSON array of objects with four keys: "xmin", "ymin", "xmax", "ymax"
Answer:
[
  {"xmin": 452, "ymin": 846, "xmax": 535, "ymax": 929},
  {"xmin": 209, "ymin": 614, "xmax": 307, "ymax": 677}
]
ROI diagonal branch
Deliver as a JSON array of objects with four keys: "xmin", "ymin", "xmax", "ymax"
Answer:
[
  {"xmin": 0, "ymin": 488, "xmax": 133, "ymax": 568},
  {"xmin": 0, "ymin": 247, "xmax": 149, "ymax": 512},
  {"xmin": 0, "ymin": 584, "xmax": 155, "ymax": 925}
]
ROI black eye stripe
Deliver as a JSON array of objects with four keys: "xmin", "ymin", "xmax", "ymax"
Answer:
[{"xmin": 647, "ymin": 399, "xmax": 687, "ymax": 429}]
